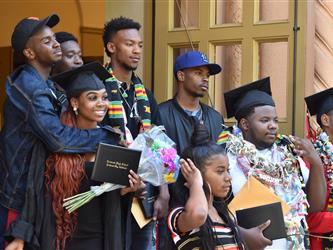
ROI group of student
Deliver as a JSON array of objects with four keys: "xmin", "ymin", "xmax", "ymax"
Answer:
[{"xmin": 0, "ymin": 12, "xmax": 332, "ymax": 250}]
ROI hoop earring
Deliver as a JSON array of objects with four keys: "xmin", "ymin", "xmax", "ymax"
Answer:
[{"xmin": 73, "ymin": 107, "xmax": 78, "ymax": 116}]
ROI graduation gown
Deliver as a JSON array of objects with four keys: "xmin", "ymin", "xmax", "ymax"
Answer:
[
  {"xmin": 6, "ymin": 144, "xmax": 124, "ymax": 250},
  {"xmin": 158, "ymin": 98, "xmax": 224, "ymax": 153},
  {"xmin": 307, "ymin": 189, "xmax": 333, "ymax": 249}
]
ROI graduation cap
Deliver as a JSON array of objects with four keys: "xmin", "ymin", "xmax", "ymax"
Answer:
[
  {"xmin": 52, "ymin": 61, "xmax": 109, "ymax": 98},
  {"xmin": 305, "ymin": 87, "xmax": 333, "ymax": 118},
  {"xmin": 224, "ymin": 77, "xmax": 275, "ymax": 119}
]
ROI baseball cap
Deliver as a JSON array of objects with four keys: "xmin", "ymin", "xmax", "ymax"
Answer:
[
  {"xmin": 52, "ymin": 61, "xmax": 109, "ymax": 99},
  {"xmin": 224, "ymin": 77, "xmax": 274, "ymax": 119},
  {"xmin": 173, "ymin": 51, "xmax": 222, "ymax": 77},
  {"xmin": 11, "ymin": 14, "xmax": 60, "ymax": 55}
]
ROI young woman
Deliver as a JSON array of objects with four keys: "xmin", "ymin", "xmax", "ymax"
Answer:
[
  {"xmin": 44, "ymin": 62, "xmax": 142, "ymax": 250},
  {"xmin": 167, "ymin": 123, "xmax": 245, "ymax": 250}
]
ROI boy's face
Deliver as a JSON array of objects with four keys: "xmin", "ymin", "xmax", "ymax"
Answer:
[
  {"xmin": 321, "ymin": 110, "xmax": 333, "ymax": 140},
  {"xmin": 107, "ymin": 28, "xmax": 143, "ymax": 71},
  {"xmin": 25, "ymin": 26, "xmax": 62, "ymax": 66},
  {"xmin": 179, "ymin": 66, "xmax": 210, "ymax": 98},
  {"xmin": 53, "ymin": 40, "xmax": 83, "ymax": 73},
  {"xmin": 240, "ymin": 105, "xmax": 279, "ymax": 149}
]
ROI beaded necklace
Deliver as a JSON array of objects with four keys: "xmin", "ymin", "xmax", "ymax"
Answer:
[
  {"xmin": 310, "ymin": 131, "xmax": 333, "ymax": 211},
  {"xmin": 226, "ymin": 128, "xmax": 309, "ymax": 249}
]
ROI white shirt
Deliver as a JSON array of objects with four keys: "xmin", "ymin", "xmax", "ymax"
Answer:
[{"xmin": 228, "ymin": 144, "xmax": 309, "ymax": 249}]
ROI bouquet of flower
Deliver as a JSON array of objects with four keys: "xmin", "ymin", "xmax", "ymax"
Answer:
[{"xmin": 63, "ymin": 126, "xmax": 179, "ymax": 213}]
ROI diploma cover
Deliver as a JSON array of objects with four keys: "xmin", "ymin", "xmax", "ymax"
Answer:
[
  {"xmin": 236, "ymin": 202, "xmax": 287, "ymax": 240},
  {"xmin": 92, "ymin": 143, "xmax": 141, "ymax": 186}
]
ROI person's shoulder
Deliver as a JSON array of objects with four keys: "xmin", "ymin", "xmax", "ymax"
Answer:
[
  {"xmin": 8, "ymin": 65, "xmax": 47, "ymax": 96},
  {"xmin": 201, "ymin": 103, "xmax": 221, "ymax": 115},
  {"xmin": 144, "ymin": 87, "xmax": 154, "ymax": 97},
  {"xmin": 159, "ymin": 99, "xmax": 173, "ymax": 109}
]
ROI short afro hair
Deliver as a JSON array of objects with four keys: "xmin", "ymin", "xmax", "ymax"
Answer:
[
  {"xmin": 103, "ymin": 16, "xmax": 141, "ymax": 57},
  {"xmin": 55, "ymin": 31, "xmax": 78, "ymax": 44}
]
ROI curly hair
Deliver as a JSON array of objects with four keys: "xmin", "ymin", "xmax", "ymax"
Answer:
[
  {"xmin": 103, "ymin": 16, "xmax": 141, "ymax": 57},
  {"xmin": 45, "ymin": 110, "xmax": 86, "ymax": 250}
]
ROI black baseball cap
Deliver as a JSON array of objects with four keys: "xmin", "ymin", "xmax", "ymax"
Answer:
[
  {"xmin": 305, "ymin": 87, "xmax": 333, "ymax": 118},
  {"xmin": 224, "ymin": 77, "xmax": 275, "ymax": 119},
  {"xmin": 52, "ymin": 61, "xmax": 109, "ymax": 98},
  {"xmin": 11, "ymin": 14, "xmax": 60, "ymax": 55}
]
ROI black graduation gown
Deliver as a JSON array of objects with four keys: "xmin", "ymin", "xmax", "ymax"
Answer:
[
  {"xmin": 158, "ymin": 98, "xmax": 224, "ymax": 153},
  {"xmin": 7, "ymin": 145, "xmax": 124, "ymax": 250}
]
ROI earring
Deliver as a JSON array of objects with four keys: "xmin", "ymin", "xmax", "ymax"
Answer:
[{"xmin": 73, "ymin": 107, "xmax": 78, "ymax": 116}]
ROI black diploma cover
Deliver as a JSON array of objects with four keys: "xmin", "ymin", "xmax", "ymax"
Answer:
[
  {"xmin": 236, "ymin": 202, "xmax": 287, "ymax": 240},
  {"xmin": 91, "ymin": 143, "xmax": 141, "ymax": 186}
]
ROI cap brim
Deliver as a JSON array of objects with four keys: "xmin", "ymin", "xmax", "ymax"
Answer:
[
  {"xmin": 206, "ymin": 63, "xmax": 222, "ymax": 75},
  {"xmin": 177, "ymin": 63, "xmax": 222, "ymax": 76},
  {"xmin": 52, "ymin": 61, "xmax": 109, "ymax": 90},
  {"xmin": 224, "ymin": 77, "xmax": 271, "ymax": 118},
  {"xmin": 305, "ymin": 87, "xmax": 333, "ymax": 116},
  {"xmin": 32, "ymin": 14, "xmax": 59, "ymax": 35}
]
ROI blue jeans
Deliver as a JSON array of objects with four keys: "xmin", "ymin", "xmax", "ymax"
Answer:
[
  {"xmin": 130, "ymin": 219, "xmax": 154, "ymax": 250},
  {"xmin": 0, "ymin": 204, "xmax": 8, "ymax": 250}
]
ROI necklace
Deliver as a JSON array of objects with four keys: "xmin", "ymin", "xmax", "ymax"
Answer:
[
  {"xmin": 227, "ymin": 133, "xmax": 299, "ymax": 187},
  {"xmin": 118, "ymin": 82, "xmax": 139, "ymax": 119},
  {"xmin": 226, "ymin": 129, "xmax": 308, "ymax": 249},
  {"xmin": 311, "ymin": 131, "xmax": 333, "ymax": 211},
  {"xmin": 208, "ymin": 207, "xmax": 223, "ymax": 223}
]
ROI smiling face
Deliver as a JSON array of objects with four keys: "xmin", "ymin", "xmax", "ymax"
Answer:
[
  {"xmin": 70, "ymin": 89, "xmax": 108, "ymax": 129},
  {"xmin": 178, "ymin": 66, "xmax": 210, "ymax": 98},
  {"xmin": 107, "ymin": 28, "xmax": 142, "ymax": 71},
  {"xmin": 240, "ymin": 105, "xmax": 279, "ymax": 149},
  {"xmin": 202, "ymin": 154, "xmax": 231, "ymax": 199},
  {"xmin": 24, "ymin": 26, "xmax": 62, "ymax": 66}
]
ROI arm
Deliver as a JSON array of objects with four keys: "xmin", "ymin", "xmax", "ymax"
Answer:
[
  {"xmin": 153, "ymin": 184, "xmax": 170, "ymax": 220},
  {"xmin": 292, "ymin": 136, "xmax": 326, "ymax": 212},
  {"xmin": 176, "ymin": 159, "xmax": 208, "ymax": 233},
  {"xmin": 28, "ymin": 90, "xmax": 119, "ymax": 153},
  {"xmin": 5, "ymin": 239, "xmax": 24, "ymax": 250}
]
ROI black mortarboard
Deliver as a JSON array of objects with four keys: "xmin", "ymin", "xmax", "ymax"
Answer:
[
  {"xmin": 305, "ymin": 87, "xmax": 333, "ymax": 117},
  {"xmin": 52, "ymin": 61, "xmax": 109, "ymax": 98},
  {"xmin": 224, "ymin": 77, "xmax": 275, "ymax": 119}
]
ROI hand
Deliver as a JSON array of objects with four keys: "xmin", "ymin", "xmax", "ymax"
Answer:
[
  {"xmin": 5, "ymin": 238, "xmax": 24, "ymax": 250},
  {"xmin": 241, "ymin": 220, "xmax": 272, "ymax": 250},
  {"xmin": 118, "ymin": 139, "xmax": 129, "ymax": 147},
  {"xmin": 291, "ymin": 136, "xmax": 322, "ymax": 166},
  {"xmin": 180, "ymin": 158, "xmax": 203, "ymax": 188},
  {"xmin": 120, "ymin": 170, "xmax": 146, "ymax": 196},
  {"xmin": 153, "ymin": 194, "xmax": 169, "ymax": 221}
]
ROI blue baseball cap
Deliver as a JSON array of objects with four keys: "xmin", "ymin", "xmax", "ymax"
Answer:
[{"xmin": 174, "ymin": 51, "xmax": 222, "ymax": 77}]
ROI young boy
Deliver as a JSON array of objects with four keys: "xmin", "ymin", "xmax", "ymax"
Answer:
[{"xmin": 224, "ymin": 78, "xmax": 326, "ymax": 249}]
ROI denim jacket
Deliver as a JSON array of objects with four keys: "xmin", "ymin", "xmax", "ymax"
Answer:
[{"xmin": 0, "ymin": 64, "xmax": 119, "ymax": 211}]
